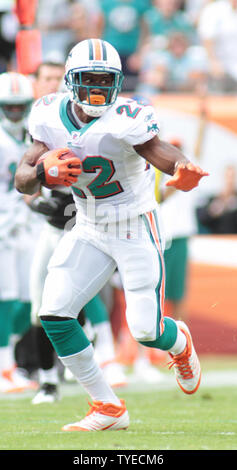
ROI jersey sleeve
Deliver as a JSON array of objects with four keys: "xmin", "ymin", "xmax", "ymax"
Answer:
[
  {"xmin": 116, "ymin": 102, "xmax": 160, "ymax": 146},
  {"xmin": 28, "ymin": 98, "xmax": 46, "ymax": 141},
  {"xmin": 28, "ymin": 93, "xmax": 59, "ymax": 143}
]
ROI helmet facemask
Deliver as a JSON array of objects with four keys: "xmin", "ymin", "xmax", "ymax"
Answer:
[
  {"xmin": 66, "ymin": 69, "xmax": 124, "ymax": 117},
  {"xmin": 1, "ymin": 101, "xmax": 32, "ymax": 122}
]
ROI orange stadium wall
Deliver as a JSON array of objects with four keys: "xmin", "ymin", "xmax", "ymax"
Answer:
[{"xmin": 185, "ymin": 235, "xmax": 237, "ymax": 355}]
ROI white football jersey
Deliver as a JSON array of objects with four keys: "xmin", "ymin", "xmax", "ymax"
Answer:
[
  {"xmin": 0, "ymin": 125, "xmax": 31, "ymax": 239},
  {"xmin": 29, "ymin": 93, "xmax": 160, "ymax": 223}
]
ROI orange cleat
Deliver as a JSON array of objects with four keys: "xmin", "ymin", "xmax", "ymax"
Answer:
[
  {"xmin": 62, "ymin": 399, "xmax": 129, "ymax": 432},
  {"xmin": 168, "ymin": 321, "xmax": 201, "ymax": 394}
]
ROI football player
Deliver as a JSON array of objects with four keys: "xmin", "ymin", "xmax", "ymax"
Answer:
[
  {"xmin": 28, "ymin": 62, "xmax": 127, "ymax": 404},
  {"xmin": 0, "ymin": 72, "xmax": 39, "ymax": 393},
  {"xmin": 15, "ymin": 39, "xmax": 208, "ymax": 431},
  {"xmin": 33, "ymin": 61, "xmax": 65, "ymax": 99}
]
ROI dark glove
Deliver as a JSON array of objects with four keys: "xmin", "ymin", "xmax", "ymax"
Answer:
[{"xmin": 28, "ymin": 195, "xmax": 63, "ymax": 216}]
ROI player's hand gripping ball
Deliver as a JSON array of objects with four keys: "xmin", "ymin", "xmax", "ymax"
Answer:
[{"xmin": 36, "ymin": 148, "xmax": 82, "ymax": 188}]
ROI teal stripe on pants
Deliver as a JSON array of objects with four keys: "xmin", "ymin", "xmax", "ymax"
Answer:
[
  {"xmin": 141, "ymin": 213, "xmax": 163, "ymax": 339},
  {"xmin": 139, "ymin": 213, "xmax": 177, "ymax": 350}
]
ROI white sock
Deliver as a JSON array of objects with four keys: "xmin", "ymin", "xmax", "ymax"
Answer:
[
  {"xmin": 59, "ymin": 344, "xmax": 121, "ymax": 406},
  {"xmin": 169, "ymin": 327, "xmax": 187, "ymax": 356},
  {"xmin": 39, "ymin": 366, "xmax": 59, "ymax": 385},
  {"xmin": 0, "ymin": 345, "xmax": 14, "ymax": 373},
  {"xmin": 93, "ymin": 321, "xmax": 115, "ymax": 365}
]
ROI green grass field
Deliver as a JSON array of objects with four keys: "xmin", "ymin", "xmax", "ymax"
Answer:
[{"xmin": 0, "ymin": 355, "xmax": 236, "ymax": 452}]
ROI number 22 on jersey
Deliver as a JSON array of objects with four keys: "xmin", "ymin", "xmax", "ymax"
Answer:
[{"xmin": 72, "ymin": 155, "xmax": 124, "ymax": 199}]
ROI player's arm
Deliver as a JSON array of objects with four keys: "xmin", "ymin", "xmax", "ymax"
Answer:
[
  {"xmin": 134, "ymin": 135, "xmax": 209, "ymax": 191},
  {"xmin": 15, "ymin": 139, "xmax": 49, "ymax": 195},
  {"xmin": 15, "ymin": 140, "xmax": 82, "ymax": 195}
]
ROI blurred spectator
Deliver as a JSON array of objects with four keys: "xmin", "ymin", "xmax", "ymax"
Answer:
[
  {"xmin": 196, "ymin": 165, "xmax": 237, "ymax": 233},
  {"xmin": 66, "ymin": 2, "xmax": 91, "ymax": 48},
  {"xmin": 0, "ymin": 1, "xmax": 18, "ymax": 72},
  {"xmin": 77, "ymin": 0, "xmax": 101, "ymax": 36},
  {"xmin": 198, "ymin": 0, "xmax": 237, "ymax": 92},
  {"xmin": 32, "ymin": 61, "xmax": 65, "ymax": 99},
  {"xmin": 36, "ymin": 0, "xmax": 76, "ymax": 62},
  {"xmin": 95, "ymin": 0, "xmax": 151, "ymax": 91},
  {"xmin": 184, "ymin": 0, "xmax": 212, "ymax": 26},
  {"xmin": 144, "ymin": 0, "xmax": 196, "ymax": 47},
  {"xmin": 136, "ymin": 31, "xmax": 208, "ymax": 96}
]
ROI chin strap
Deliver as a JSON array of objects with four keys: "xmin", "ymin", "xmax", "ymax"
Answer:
[{"xmin": 80, "ymin": 100, "xmax": 110, "ymax": 117}]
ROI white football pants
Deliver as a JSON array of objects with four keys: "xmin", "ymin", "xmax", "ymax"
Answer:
[
  {"xmin": 39, "ymin": 210, "xmax": 165, "ymax": 342},
  {"xmin": 30, "ymin": 222, "xmax": 63, "ymax": 325},
  {"xmin": 0, "ymin": 229, "xmax": 37, "ymax": 302}
]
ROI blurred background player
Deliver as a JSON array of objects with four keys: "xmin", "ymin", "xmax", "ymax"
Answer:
[
  {"xmin": 158, "ymin": 138, "xmax": 199, "ymax": 321},
  {"xmin": 0, "ymin": 71, "xmax": 38, "ymax": 393},
  {"xmin": 32, "ymin": 61, "xmax": 65, "ymax": 99}
]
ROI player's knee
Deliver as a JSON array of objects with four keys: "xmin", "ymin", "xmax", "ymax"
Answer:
[
  {"xmin": 126, "ymin": 295, "xmax": 158, "ymax": 342},
  {"xmin": 39, "ymin": 268, "xmax": 74, "ymax": 318},
  {"xmin": 131, "ymin": 328, "xmax": 156, "ymax": 343}
]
